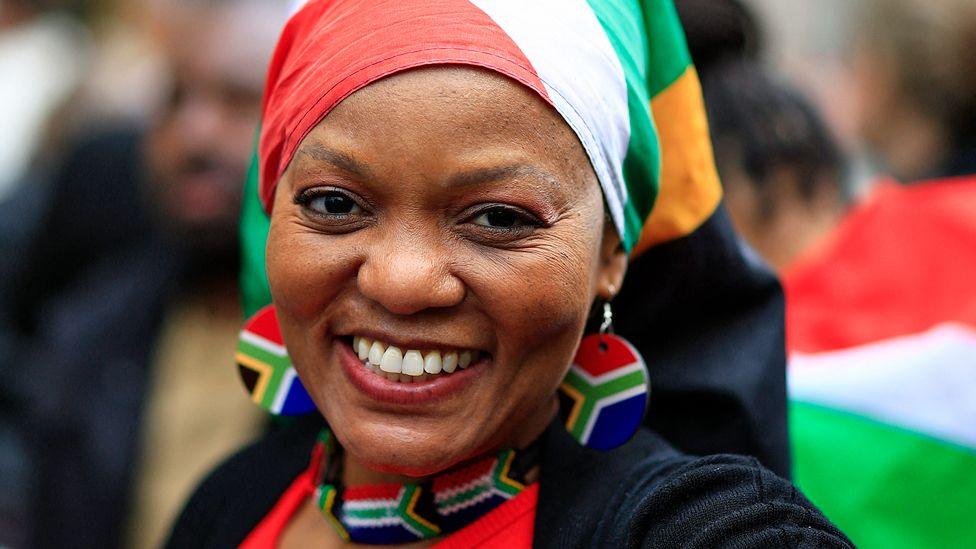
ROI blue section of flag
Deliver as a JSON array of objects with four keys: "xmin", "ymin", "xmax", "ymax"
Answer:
[
  {"xmin": 346, "ymin": 525, "xmax": 417, "ymax": 545},
  {"xmin": 280, "ymin": 378, "xmax": 316, "ymax": 415},
  {"xmin": 587, "ymin": 394, "xmax": 646, "ymax": 450}
]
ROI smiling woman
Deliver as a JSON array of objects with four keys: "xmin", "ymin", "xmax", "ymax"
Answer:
[
  {"xmin": 269, "ymin": 66, "xmax": 617, "ymax": 478},
  {"xmin": 167, "ymin": 1, "xmax": 851, "ymax": 548}
]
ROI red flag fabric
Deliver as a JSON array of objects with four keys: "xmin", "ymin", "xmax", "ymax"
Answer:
[{"xmin": 786, "ymin": 176, "xmax": 976, "ymax": 353}]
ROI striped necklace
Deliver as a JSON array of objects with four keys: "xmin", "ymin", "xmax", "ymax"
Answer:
[{"xmin": 310, "ymin": 428, "xmax": 538, "ymax": 545}]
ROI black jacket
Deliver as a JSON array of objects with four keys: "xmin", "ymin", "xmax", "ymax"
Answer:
[
  {"xmin": 0, "ymin": 126, "xmax": 177, "ymax": 549},
  {"xmin": 167, "ymin": 415, "xmax": 850, "ymax": 548},
  {"xmin": 20, "ymin": 242, "xmax": 177, "ymax": 549}
]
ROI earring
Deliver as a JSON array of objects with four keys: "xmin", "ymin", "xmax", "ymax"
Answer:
[
  {"xmin": 559, "ymin": 288, "xmax": 650, "ymax": 450},
  {"xmin": 236, "ymin": 304, "xmax": 316, "ymax": 416}
]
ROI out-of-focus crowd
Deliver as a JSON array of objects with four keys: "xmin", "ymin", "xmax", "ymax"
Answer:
[
  {"xmin": 0, "ymin": 1, "xmax": 287, "ymax": 547},
  {"xmin": 0, "ymin": 0, "xmax": 973, "ymax": 548}
]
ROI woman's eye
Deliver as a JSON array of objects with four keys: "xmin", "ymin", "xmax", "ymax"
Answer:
[
  {"xmin": 470, "ymin": 206, "xmax": 538, "ymax": 231},
  {"xmin": 473, "ymin": 208, "xmax": 518, "ymax": 228},
  {"xmin": 305, "ymin": 191, "xmax": 362, "ymax": 216}
]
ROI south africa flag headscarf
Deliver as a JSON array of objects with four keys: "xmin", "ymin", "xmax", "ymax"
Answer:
[
  {"xmin": 241, "ymin": 0, "xmax": 791, "ymax": 476},
  {"xmin": 243, "ymin": 0, "xmax": 722, "ymax": 314}
]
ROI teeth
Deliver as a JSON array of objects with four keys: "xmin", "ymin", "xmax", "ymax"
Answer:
[
  {"xmin": 368, "ymin": 341, "xmax": 385, "ymax": 366},
  {"xmin": 442, "ymin": 351, "xmax": 458, "ymax": 373},
  {"xmin": 380, "ymin": 346, "xmax": 403, "ymax": 373},
  {"xmin": 357, "ymin": 337, "xmax": 371, "ymax": 360},
  {"xmin": 402, "ymin": 350, "xmax": 424, "ymax": 376},
  {"xmin": 351, "ymin": 336, "xmax": 481, "ymax": 382},
  {"xmin": 424, "ymin": 351, "xmax": 442, "ymax": 374}
]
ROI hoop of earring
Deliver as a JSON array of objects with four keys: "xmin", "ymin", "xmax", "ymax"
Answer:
[{"xmin": 558, "ymin": 285, "xmax": 650, "ymax": 450}]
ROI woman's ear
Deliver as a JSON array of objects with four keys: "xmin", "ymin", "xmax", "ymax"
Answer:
[{"xmin": 596, "ymin": 217, "xmax": 628, "ymax": 300}]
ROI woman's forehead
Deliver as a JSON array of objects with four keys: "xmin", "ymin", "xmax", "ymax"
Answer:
[
  {"xmin": 321, "ymin": 67, "xmax": 566, "ymax": 142},
  {"xmin": 294, "ymin": 67, "xmax": 592, "ymax": 179}
]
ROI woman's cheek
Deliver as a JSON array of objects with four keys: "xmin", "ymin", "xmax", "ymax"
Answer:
[
  {"xmin": 267, "ymin": 222, "xmax": 354, "ymax": 320},
  {"xmin": 517, "ymin": 233, "xmax": 597, "ymax": 320},
  {"xmin": 471, "ymin": 233, "xmax": 596, "ymax": 365}
]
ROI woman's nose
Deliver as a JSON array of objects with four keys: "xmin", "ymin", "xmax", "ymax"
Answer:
[{"xmin": 356, "ymin": 233, "xmax": 465, "ymax": 315}]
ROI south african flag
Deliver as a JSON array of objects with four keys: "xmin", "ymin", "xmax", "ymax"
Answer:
[
  {"xmin": 236, "ymin": 305, "xmax": 315, "ymax": 416},
  {"xmin": 786, "ymin": 178, "xmax": 976, "ymax": 548},
  {"xmin": 560, "ymin": 334, "xmax": 649, "ymax": 450}
]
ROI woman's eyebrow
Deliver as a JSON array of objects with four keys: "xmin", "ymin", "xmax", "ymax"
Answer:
[
  {"xmin": 447, "ymin": 164, "xmax": 561, "ymax": 191},
  {"xmin": 296, "ymin": 143, "xmax": 560, "ymax": 192},
  {"xmin": 296, "ymin": 143, "xmax": 371, "ymax": 176}
]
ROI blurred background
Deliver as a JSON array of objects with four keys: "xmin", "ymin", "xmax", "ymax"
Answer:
[{"xmin": 0, "ymin": 0, "xmax": 973, "ymax": 547}]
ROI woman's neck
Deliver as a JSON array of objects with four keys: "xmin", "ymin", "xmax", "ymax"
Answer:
[{"xmin": 342, "ymin": 456, "xmax": 429, "ymax": 486}]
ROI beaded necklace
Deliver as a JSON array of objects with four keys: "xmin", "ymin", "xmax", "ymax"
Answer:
[{"xmin": 310, "ymin": 429, "xmax": 538, "ymax": 545}]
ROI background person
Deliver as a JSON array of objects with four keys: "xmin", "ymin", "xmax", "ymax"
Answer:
[
  {"xmin": 3, "ymin": 1, "xmax": 287, "ymax": 547},
  {"xmin": 0, "ymin": 0, "xmax": 89, "ymax": 203},
  {"xmin": 700, "ymin": 59, "xmax": 847, "ymax": 271},
  {"xmin": 846, "ymin": 0, "xmax": 976, "ymax": 182},
  {"xmin": 677, "ymin": 0, "xmax": 849, "ymax": 271}
]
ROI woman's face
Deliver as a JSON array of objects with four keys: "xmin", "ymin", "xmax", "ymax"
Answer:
[{"xmin": 267, "ymin": 67, "xmax": 626, "ymax": 476}]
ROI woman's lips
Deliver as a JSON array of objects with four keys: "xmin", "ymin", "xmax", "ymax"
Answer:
[{"xmin": 339, "ymin": 338, "xmax": 486, "ymax": 406}]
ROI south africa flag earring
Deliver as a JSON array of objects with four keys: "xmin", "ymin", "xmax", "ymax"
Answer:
[
  {"xmin": 236, "ymin": 304, "xmax": 317, "ymax": 416},
  {"xmin": 559, "ymin": 289, "xmax": 650, "ymax": 450}
]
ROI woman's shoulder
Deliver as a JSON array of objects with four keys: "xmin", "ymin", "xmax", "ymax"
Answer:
[
  {"xmin": 615, "ymin": 448, "xmax": 853, "ymax": 548},
  {"xmin": 535, "ymin": 426, "xmax": 852, "ymax": 548},
  {"xmin": 164, "ymin": 415, "xmax": 323, "ymax": 548}
]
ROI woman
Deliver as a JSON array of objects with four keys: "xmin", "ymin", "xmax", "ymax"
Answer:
[{"xmin": 169, "ymin": 0, "xmax": 850, "ymax": 547}]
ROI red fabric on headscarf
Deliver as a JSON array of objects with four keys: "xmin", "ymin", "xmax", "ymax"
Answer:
[{"xmin": 258, "ymin": 0, "xmax": 551, "ymax": 210}]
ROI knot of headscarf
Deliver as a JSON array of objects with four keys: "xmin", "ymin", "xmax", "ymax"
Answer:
[{"xmin": 255, "ymin": 0, "xmax": 721, "ymax": 257}]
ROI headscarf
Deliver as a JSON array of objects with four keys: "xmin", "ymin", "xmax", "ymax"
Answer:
[{"xmin": 239, "ymin": 0, "xmax": 790, "ymax": 476}]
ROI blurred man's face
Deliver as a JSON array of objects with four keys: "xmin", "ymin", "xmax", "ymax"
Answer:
[{"xmin": 145, "ymin": 6, "xmax": 270, "ymax": 253}]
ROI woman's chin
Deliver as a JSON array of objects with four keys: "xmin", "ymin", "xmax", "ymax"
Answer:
[{"xmin": 339, "ymin": 422, "xmax": 486, "ymax": 478}]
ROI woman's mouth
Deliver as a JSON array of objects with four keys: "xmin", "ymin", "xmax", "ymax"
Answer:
[
  {"xmin": 338, "ymin": 335, "xmax": 488, "ymax": 406},
  {"xmin": 351, "ymin": 336, "xmax": 481, "ymax": 383}
]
